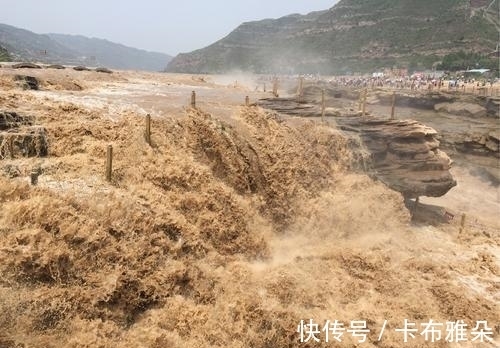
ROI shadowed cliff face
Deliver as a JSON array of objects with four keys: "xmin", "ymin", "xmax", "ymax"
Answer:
[{"xmin": 167, "ymin": 0, "xmax": 499, "ymax": 74}]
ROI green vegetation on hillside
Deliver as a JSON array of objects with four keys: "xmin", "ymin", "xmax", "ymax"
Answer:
[
  {"xmin": 0, "ymin": 46, "xmax": 10, "ymax": 61},
  {"xmin": 438, "ymin": 51, "xmax": 499, "ymax": 71}
]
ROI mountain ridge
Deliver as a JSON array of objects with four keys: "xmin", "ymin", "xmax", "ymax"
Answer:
[
  {"xmin": 0, "ymin": 23, "xmax": 78, "ymax": 64},
  {"xmin": 166, "ymin": 0, "xmax": 499, "ymax": 74},
  {"xmin": 0, "ymin": 23, "xmax": 172, "ymax": 71},
  {"xmin": 48, "ymin": 33, "xmax": 171, "ymax": 72}
]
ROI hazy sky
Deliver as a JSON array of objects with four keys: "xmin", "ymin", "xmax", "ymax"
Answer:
[{"xmin": 0, "ymin": 1, "xmax": 339, "ymax": 56}]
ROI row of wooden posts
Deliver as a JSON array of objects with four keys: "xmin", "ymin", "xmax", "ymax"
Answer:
[
  {"xmin": 296, "ymin": 77, "xmax": 328, "ymax": 122},
  {"xmin": 105, "ymin": 108, "xmax": 156, "ymax": 180},
  {"xmin": 105, "ymin": 113, "xmax": 151, "ymax": 182},
  {"xmin": 416, "ymin": 84, "xmax": 500, "ymax": 97},
  {"xmin": 104, "ymin": 85, "xmax": 399, "ymax": 182},
  {"xmin": 100, "ymin": 87, "xmax": 467, "ymax": 236},
  {"xmin": 191, "ymin": 90, "xmax": 251, "ymax": 109},
  {"xmin": 296, "ymin": 78, "xmax": 397, "ymax": 122},
  {"xmin": 452, "ymin": 85, "xmax": 499, "ymax": 97},
  {"xmin": 101, "ymin": 88, "xmax": 463, "ymax": 229},
  {"xmin": 104, "ymin": 91, "xmax": 252, "ymax": 182},
  {"xmin": 358, "ymin": 89, "xmax": 397, "ymax": 119}
]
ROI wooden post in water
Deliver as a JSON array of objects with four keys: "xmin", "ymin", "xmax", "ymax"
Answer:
[
  {"xmin": 297, "ymin": 76, "xmax": 304, "ymax": 102},
  {"xmin": 245, "ymin": 96, "xmax": 250, "ymax": 107},
  {"xmin": 362, "ymin": 89, "xmax": 367, "ymax": 117},
  {"xmin": 30, "ymin": 168, "xmax": 39, "ymax": 186},
  {"xmin": 391, "ymin": 92, "xmax": 396, "ymax": 120},
  {"xmin": 412, "ymin": 196, "xmax": 419, "ymax": 217},
  {"xmin": 9, "ymin": 137, "xmax": 14, "ymax": 159},
  {"xmin": 321, "ymin": 89, "xmax": 326, "ymax": 123},
  {"xmin": 105, "ymin": 145, "xmax": 113, "ymax": 182},
  {"xmin": 191, "ymin": 91, "xmax": 196, "ymax": 109},
  {"xmin": 459, "ymin": 213, "xmax": 466, "ymax": 234},
  {"xmin": 145, "ymin": 114, "xmax": 151, "ymax": 146},
  {"xmin": 272, "ymin": 78, "xmax": 278, "ymax": 97}
]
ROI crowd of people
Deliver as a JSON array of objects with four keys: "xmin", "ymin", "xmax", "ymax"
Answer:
[
  {"xmin": 325, "ymin": 76, "xmax": 496, "ymax": 91},
  {"xmin": 255, "ymin": 73, "xmax": 498, "ymax": 95}
]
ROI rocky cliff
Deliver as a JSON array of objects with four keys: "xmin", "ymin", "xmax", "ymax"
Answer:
[
  {"xmin": 338, "ymin": 118, "xmax": 457, "ymax": 199},
  {"xmin": 258, "ymin": 97, "xmax": 457, "ymax": 199}
]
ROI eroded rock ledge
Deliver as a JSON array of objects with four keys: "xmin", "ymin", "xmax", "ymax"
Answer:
[
  {"xmin": 258, "ymin": 98, "xmax": 457, "ymax": 199},
  {"xmin": 0, "ymin": 111, "xmax": 48, "ymax": 159},
  {"xmin": 336, "ymin": 117, "xmax": 457, "ymax": 199}
]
